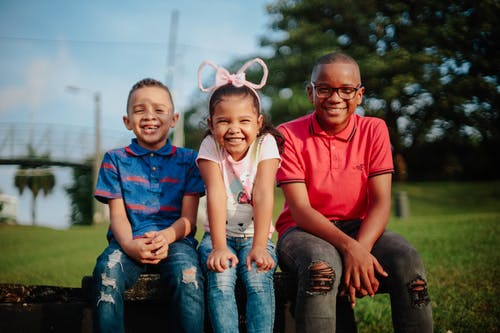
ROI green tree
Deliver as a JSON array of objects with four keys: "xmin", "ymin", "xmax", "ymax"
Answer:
[
  {"xmin": 254, "ymin": 0, "xmax": 499, "ymax": 180},
  {"xmin": 13, "ymin": 147, "xmax": 56, "ymax": 225},
  {"xmin": 65, "ymin": 161, "xmax": 94, "ymax": 226}
]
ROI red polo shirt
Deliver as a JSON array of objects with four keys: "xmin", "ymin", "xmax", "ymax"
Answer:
[{"xmin": 275, "ymin": 112, "xmax": 394, "ymax": 237}]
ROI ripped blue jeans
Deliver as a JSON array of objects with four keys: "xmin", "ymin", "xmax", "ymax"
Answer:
[
  {"xmin": 92, "ymin": 238, "xmax": 205, "ymax": 333},
  {"xmin": 277, "ymin": 220, "xmax": 433, "ymax": 333}
]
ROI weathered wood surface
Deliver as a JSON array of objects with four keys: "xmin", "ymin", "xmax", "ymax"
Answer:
[{"xmin": 0, "ymin": 272, "xmax": 296, "ymax": 333}]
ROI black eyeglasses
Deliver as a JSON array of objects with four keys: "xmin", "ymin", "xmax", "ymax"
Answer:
[{"xmin": 311, "ymin": 82, "xmax": 361, "ymax": 100}]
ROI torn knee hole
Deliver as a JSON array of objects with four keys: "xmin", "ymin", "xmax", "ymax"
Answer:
[
  {"xmin": 307, "ymin": 261, "xmax": 335, "ymax": 294},
  {"xmin": 182, "ymin": 266, "xmax": 199, "ymax": 289},
  {"xmin": 408, "ymin": 276, "xmax": 430, "ymax": 307}
]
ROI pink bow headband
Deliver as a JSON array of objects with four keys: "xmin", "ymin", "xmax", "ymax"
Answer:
[{"xmin": 197, "ymin": 57, "xmax": 269, "ymax": 109}]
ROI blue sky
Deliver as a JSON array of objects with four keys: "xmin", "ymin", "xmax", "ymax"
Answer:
[{"xmin": 0, "ymin": 0, "xmax": 273, "ymax": 228}]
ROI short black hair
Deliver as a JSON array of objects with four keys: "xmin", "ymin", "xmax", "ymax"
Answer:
[
  {"xmin": 311, "ymin": 52, "xmax": 360, "ymax": 81},
  {"xmin": 126, "ymin": 78, "xmax": 174, "ymax": 113}
]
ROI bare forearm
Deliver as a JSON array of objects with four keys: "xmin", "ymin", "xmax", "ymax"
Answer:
[
  {"xmin": 108, "ymin": 199, "xmax": 134, "ymax": 249},
  {"xmin": 252, "ymin": 190, "xmax": 273, "ymax": 248},
  {"xmin": 356, "ymin": 208, "xmax": 389, "ymax": 251},
  {"xmin": 206, "ymin": 192, "xmax": 227, "ymax": 249},
  {"xmin": 160, "ymin": 216, "xmax": 194, "ymax": 244},
  {"xmin": 357, "ymin": 174, "xmax": 392, "ymax": 250}
]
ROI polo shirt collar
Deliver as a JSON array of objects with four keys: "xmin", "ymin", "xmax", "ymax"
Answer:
[
  {"xmin": 125, "ymin": 138, "xmax": 176, "ymax": 156},
  {"xmin": 311, "ymin": 112, "xmax": 357, "ymax": 142}
]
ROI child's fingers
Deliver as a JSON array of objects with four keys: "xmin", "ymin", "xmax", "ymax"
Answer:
[
  {"xmin": 253, "ymin": 254, "xmax": 275, "ymax": 272},
  {"xmin": 349, "ymin": 286, "xmax": 357, "ymax": 308},
  {"xmin": 374, "ymin": 259, "xmax": 388, "ymax": 277},
  {"xmin": 246, "ymin": 256, "xmax": 252, "ymax": 271},
  {"xmin": 153, "ymin": 244, "xmax": 168, "ymax": 259},
  {"xmin": 229, "ymin": 255, "xmax": 239, "ymax": 268}
]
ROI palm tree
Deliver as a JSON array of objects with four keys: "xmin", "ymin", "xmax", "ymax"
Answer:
[{"xmin": 13, "ymin": 146, "xmax": 56, "ymax": 225}]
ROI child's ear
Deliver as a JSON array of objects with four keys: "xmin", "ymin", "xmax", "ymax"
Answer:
[
  {"xmin": 257, "ymin": 114, "xmax": 264, "ymax": 129},
  {"xmin": 170, "ymin": 112, "xmax": 180, "ymax": 128},
  {"xmin": 123, "ymin": 115, "xmax": 132, "ymax": 130},
  {"xmin": 306, "ymin": 84, "xmax": 314, "ymax": 104},
  {"xmin": 207, "ymin": 117, "xmax": 214, "ymax": 133}
]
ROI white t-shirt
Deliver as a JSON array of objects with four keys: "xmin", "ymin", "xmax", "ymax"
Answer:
[{"xmin": 197, "ymin": 133, "xmax": 280, "ymax": 237}]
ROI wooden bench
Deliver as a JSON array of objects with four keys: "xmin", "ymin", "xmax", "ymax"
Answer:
[
  {"xmin": 0, "ymin": 272, "xmax": 295, "ymax": 332},
  {"xmin": 81, "ymin": 272, "xmax": 295, "ymax": 332}
]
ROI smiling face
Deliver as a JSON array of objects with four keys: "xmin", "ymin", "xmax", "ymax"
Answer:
[
  {"xmin": 307, "ymin": 61, "xmax": 364, "ymax": 135},
  {"xmin": 123, "ymin": 86, "xmax": 178, "ymax": 150},
  {"xmin": 208, "ymin": 93, "xmax": 263, "ymax": 161}
]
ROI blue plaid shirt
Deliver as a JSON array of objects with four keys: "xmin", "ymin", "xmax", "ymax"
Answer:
[{"xmin": 94, "ymin": 138, "xmax": 205, "ymax": 241}]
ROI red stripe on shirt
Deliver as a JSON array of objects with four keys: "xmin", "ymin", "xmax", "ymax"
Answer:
[
  {"xmin": 160, "ymin": 206, "xmax": 177, "ymax": 211},
  {"xmin": 125, "ymin": 176, "xmax": 148, "ymax": 183},
  {"xmin": 102, "ymin": 162, "xmax": 116, "ymax": 170},
  {"xmin": 126, "ymin": 204, "xmax": 147, "ymax": 211},
  {"xmin": 160, "ymin": 177, "xmax": 179, "ymax": 183}
]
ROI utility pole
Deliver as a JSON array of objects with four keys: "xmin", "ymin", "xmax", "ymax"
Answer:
[
  {"xmin": 166, "ymin": 10, "xmax": 184, "ymax": 147},
  {"xmin": 66, "ymin": 86, "xmax": 103, "ymax": 224}
]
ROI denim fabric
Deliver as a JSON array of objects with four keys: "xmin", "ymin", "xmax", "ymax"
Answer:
[
  {"xmin": 92, "ymin": 239, "xmax": 205, "ymax": 333},
  {"xmin": 199, "ymin": 233, "xmax": 277, "ymax": 333},
  {"xmin": 277, "ymin": 221, "xmax": 433, "ymax": 333}
]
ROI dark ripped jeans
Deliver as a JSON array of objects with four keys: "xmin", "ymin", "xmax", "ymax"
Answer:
[{"xmin": 277, "ymin": 220, "xmax": 433, "ymax": 333}]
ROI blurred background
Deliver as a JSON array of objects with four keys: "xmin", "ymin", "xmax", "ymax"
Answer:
[
  {"xmin": 0, "ymin": 0, "xmax": 498, "ymax": 229},
  {"xmin": 0, "ymin": 0, "xmax": 274, "ymax": 228}
]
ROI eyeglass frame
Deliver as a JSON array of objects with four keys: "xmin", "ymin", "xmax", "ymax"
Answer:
[{"xmin": 310, "ymin": 82, "xmax": 362, "ymax": 100}]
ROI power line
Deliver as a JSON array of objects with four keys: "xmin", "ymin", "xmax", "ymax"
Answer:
[
  {"xmin": 0, "ymin": 35, "xmax": 166, "ymax": 47},
  {"xmin": 0, "ymin": 35, "xmax": 256, "ymax": 55}
]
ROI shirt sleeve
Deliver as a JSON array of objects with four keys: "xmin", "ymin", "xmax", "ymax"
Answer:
[
  {"xmin": 259, "ymin": 133, "xmax": 281, "ymax": 163},
  {"xmin": 184, "ymin": 149, "xmax": 206, "ymax": 196},
  {"xmin": 276, "ymin": 125, "xmax": 305, "ymax": 185},
  {"xmin": 368, "ymin": 119, "xmax": 394, "ymax": 177},
  {"xmin": 94, "ymin": 151, "xmax": 122, "ymax": 203},
  {"xmin": 196, "ymin": 135, "xmax": 220, "ymax": 165}
]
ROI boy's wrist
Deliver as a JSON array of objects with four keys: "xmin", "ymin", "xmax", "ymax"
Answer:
[{"xmin": 159, "ymin": 228, "xmax": 176, "ymax": 244}]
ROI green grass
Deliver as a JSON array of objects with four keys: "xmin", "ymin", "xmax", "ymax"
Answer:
[
  {"xmin": 1, "ymin": 181, "xmax": 499, "ymax": 332},
  {"xmin": 354, "ymin": 181, "xmax": 500, "ymax": 333}
]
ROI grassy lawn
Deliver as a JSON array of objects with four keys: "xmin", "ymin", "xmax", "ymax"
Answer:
[{"xmin": 1, "ymin": 181, "xmax": 499, "ymax": 332}]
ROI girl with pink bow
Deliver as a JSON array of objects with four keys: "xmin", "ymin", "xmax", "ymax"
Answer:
[{"xmin": 196, "ymin": 58, "xmax": 284, "ymax": 332}]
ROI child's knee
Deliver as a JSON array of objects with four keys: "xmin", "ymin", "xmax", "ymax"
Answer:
[
  {"xmin": 94, "ymin": 249, "xmax": 124, "ymax": 276},
  {"xmin": 407, "ymin": 275, "xmax": 431, "ymax": 308},
  {"xmin": 181, "ymin": 266, "xmax": 201, "ymax": 289},
  {"xmin": 306, "ymin": 261, "xmax": 337, "ymax": 295}
]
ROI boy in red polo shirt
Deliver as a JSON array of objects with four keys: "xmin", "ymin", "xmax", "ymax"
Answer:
[{"xmin": 275, "ymin": 52, "xmax": 433, "ymax": 332}]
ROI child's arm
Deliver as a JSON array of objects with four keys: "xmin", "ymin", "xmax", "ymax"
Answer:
[
  {"xmin": 344, "ymin": 173, "xmax": 391, "ymax": 304},
  {"xmin": 158, "ymin": 194, "xmax": 200, "ymax": 244},
  {"xmin": 108, "ymin": 198, "xmax": 167, "ymax": 264},
  {"xmin": 198, "ymin": 158, "xmax": 238, "ymax": 272},
  {"xmin": 247, "ymin": 158, "xmax": 280, "ymax": 271}
]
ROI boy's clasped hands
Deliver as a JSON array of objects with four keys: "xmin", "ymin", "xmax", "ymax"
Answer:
[{"xmin": 121, "ymin": 231, "xmax": 169, "ymax": 264}]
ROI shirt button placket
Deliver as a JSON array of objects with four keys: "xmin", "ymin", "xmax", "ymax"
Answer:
[
  {"xmin": 331, "ymin": 138, "xmax": 339, "ymax": 169},
  {"xmin": 150, "ymin": 153, "xmax": 160, "ymax": 192}
]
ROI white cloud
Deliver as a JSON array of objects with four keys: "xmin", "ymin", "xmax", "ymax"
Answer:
[{"xmin": 0, "ymin": 40, "xmax": 72, "ymax": 117}]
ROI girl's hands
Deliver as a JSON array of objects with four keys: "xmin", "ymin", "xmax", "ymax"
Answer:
[
  {"xmin": 207, "ymin": 248, "xmax": 238, "ymax": 272},
  {"xmin": 246, "ymin": 246, "xmax": 275, "ymax": 272}
]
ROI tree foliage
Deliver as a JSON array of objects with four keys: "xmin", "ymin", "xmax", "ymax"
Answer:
[
  {"xmin": 13, "ymin": 145, "xmax": 56, "ymax": 225},
  {"xmin": 251, "ymin": 0, "xmax": 499, "ymax": 180},
  {"xmin": 65, "ymin": 162, "xmax": 94, "ymax": 226}
]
